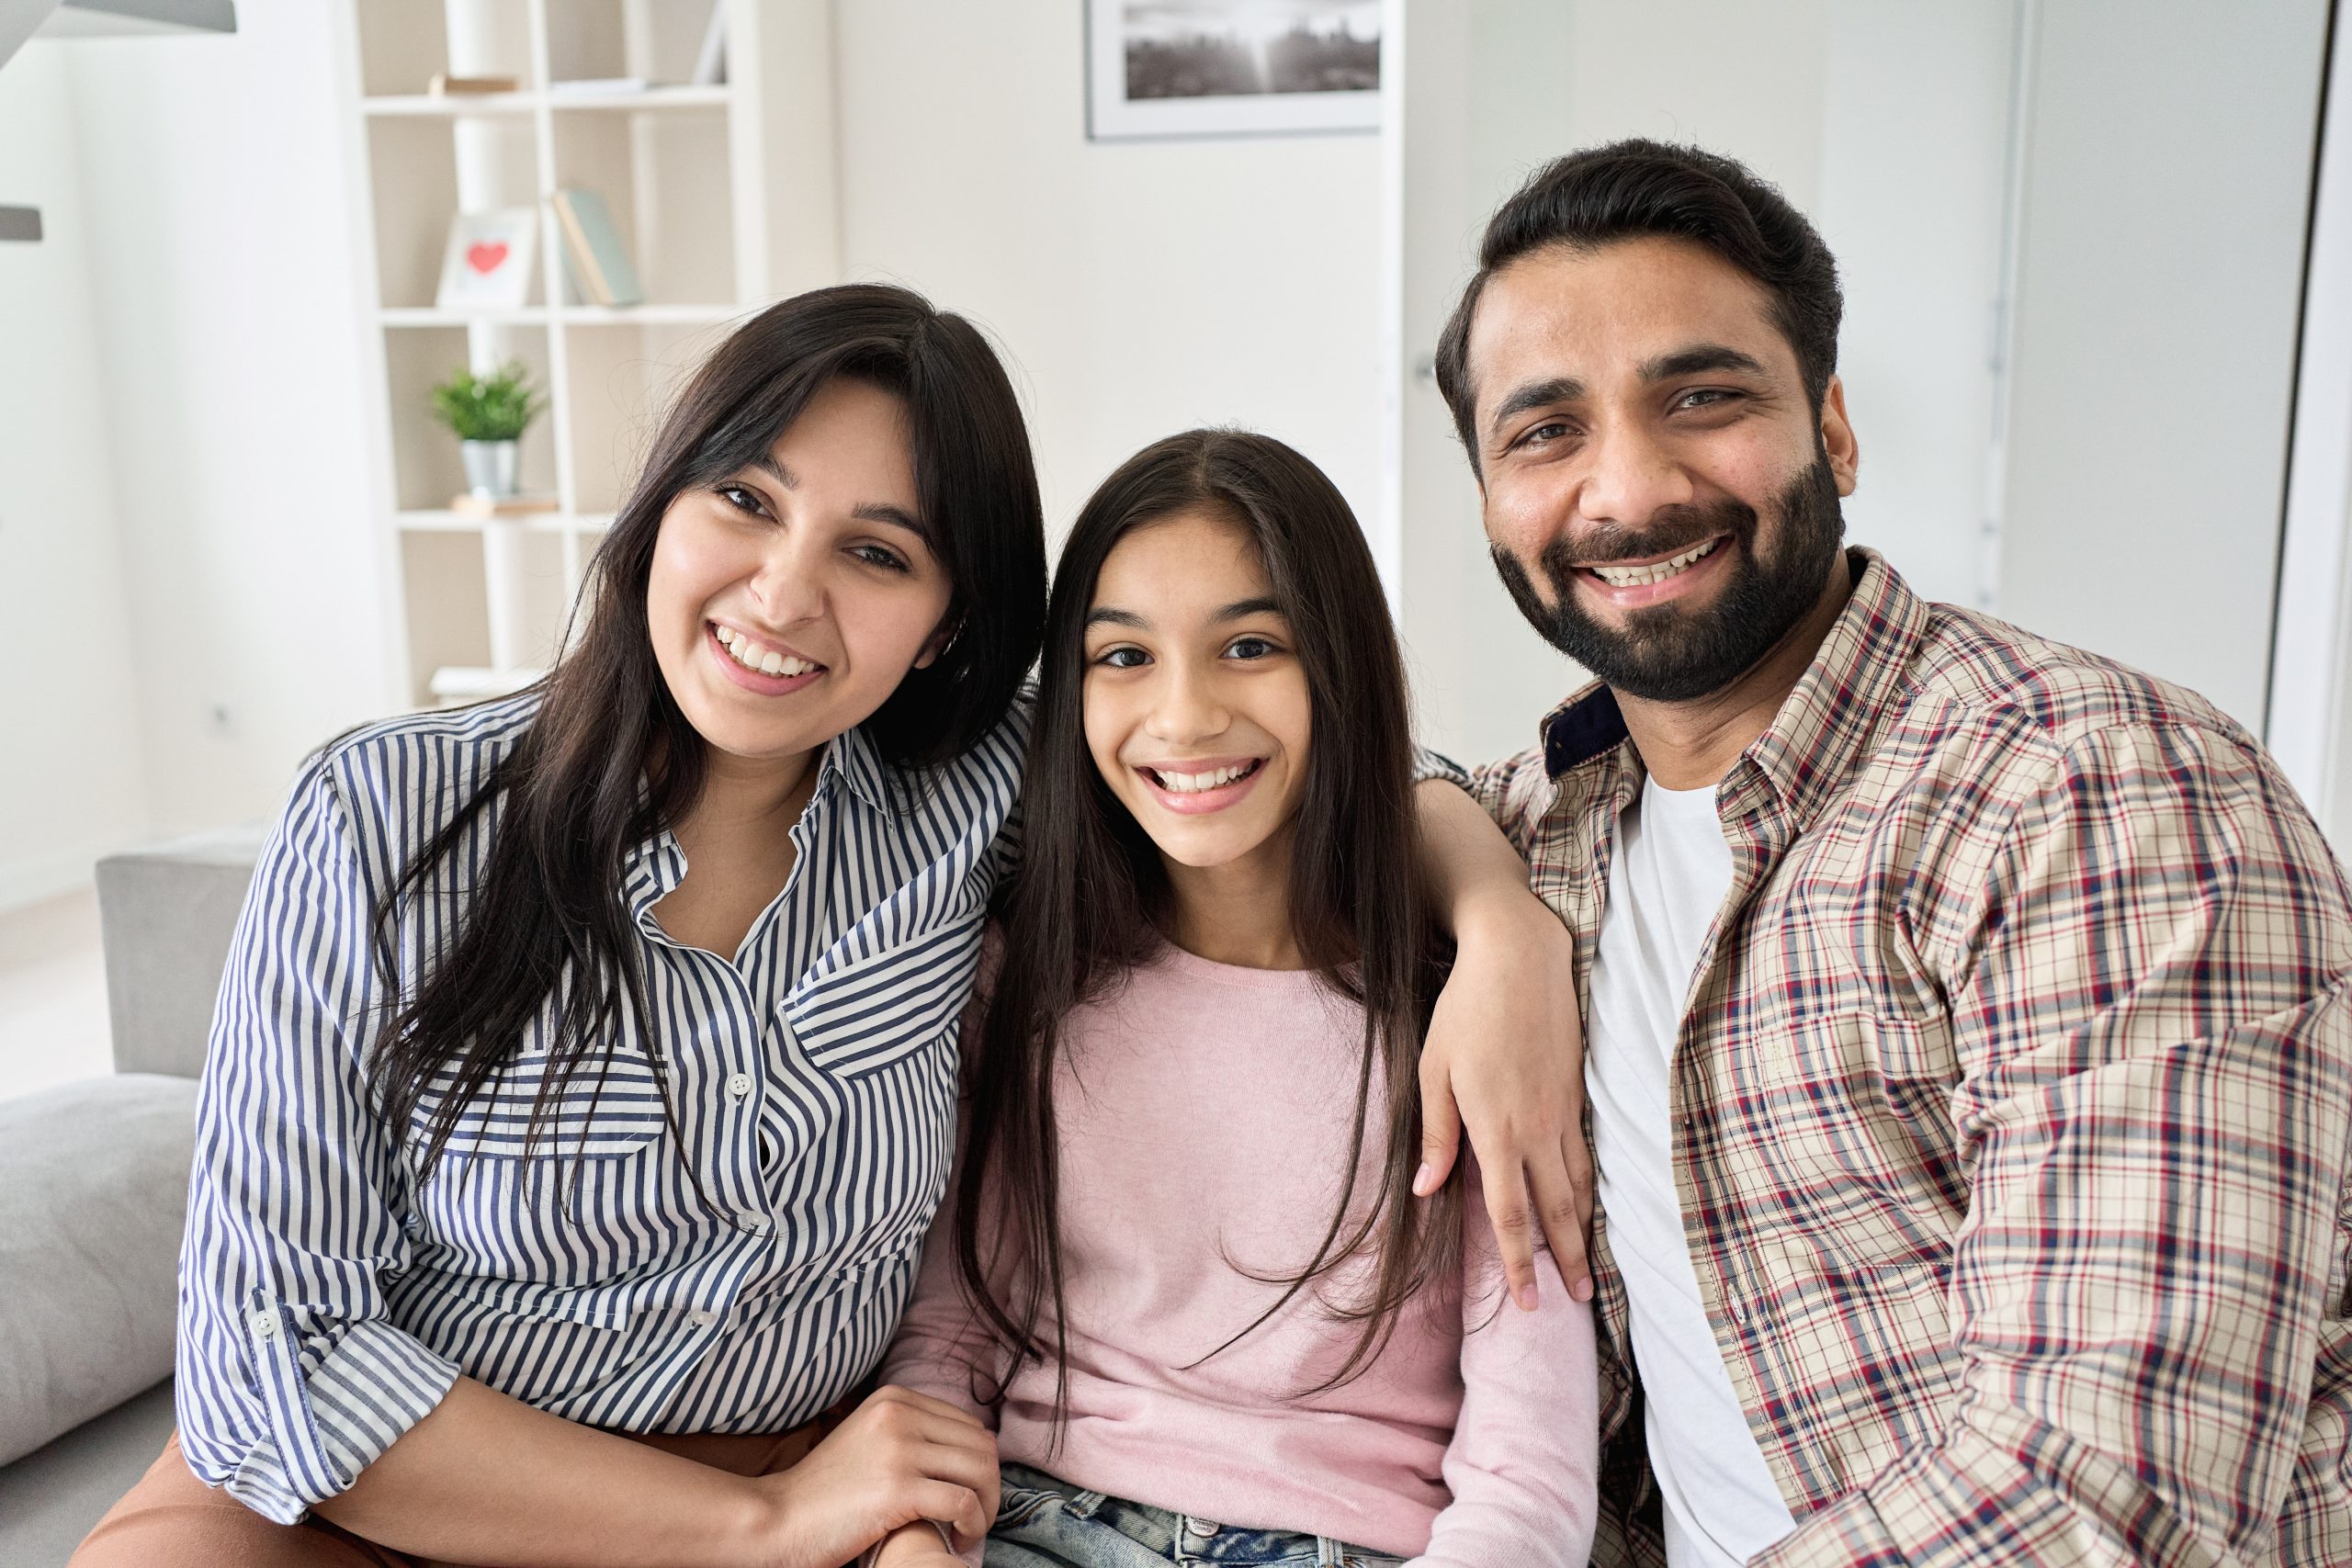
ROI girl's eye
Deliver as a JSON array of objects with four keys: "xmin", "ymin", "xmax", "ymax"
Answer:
[
  {"xmin": 850, "ymin": 543, "xmax": 911, "ymax": 574},
  {"xmin": 1095, "ymin": 646, "xmax": 1149, "ymax": 670},
  {"xmin": 717, "ymin": 483, "xmax": 768, "ymax": 517},
  {"xmin": 1225, "ymin": 636, "xmax": 1281, "ymax": 660}
]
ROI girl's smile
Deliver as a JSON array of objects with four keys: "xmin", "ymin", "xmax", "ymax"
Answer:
[{"xmin": 1134, "ymin": 753, "xmax": 1268, "ymax": 814}]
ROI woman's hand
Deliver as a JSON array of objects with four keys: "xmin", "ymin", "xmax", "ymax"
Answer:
[
  {"xmin": 871, "ymin": 1518, "xmax": 968, "ymax": 1567},
  {"xmin": 743, "ymin": 1385, "xmax": 998, "ymax": 1568},
  {"xmin": 1410, "ymin": 779, "xmax": 1592, "ymax": 1310}
]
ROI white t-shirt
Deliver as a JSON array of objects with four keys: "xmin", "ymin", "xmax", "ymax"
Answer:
[{"xmin": 1587, "ymin": 775, "xmax": 1799, "ymax": 1567}]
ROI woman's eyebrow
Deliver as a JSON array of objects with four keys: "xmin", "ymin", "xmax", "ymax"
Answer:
[
  {"xmin": 1086, "ymin": 606, "xmax": 1148, "ymax": 629},
  {"xmin": 1213, "ymin": 597, "xmax": 1283, "ymax": 622},
  {"xmin": 852, "ymin": 502, "xmax": 929, "ymax": 536},
  {"xmin": 748, "ymin": 454, "xmax": 929, "ymax": 538}
]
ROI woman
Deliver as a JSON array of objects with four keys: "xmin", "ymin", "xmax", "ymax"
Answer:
[
  {"xmin": 74, "ymin": 288, "xmax": 1582, "ymax": 1568},
  {"xmin": 874, "ymin": 431, "xmax": 1598, "ymax": 1568}
]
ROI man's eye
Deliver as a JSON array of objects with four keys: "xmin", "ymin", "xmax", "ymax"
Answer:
[
  {"xmin": 1095, "ymin": 646, "xmax": 1148, "ymax": 670},
  {"xmin": 1677, "ymin": 389, "xmax": 1738, "ymax": 411},
  {"xmin": 1517, "ymin": 422, "xmax": 1570, "ymax": 449}
]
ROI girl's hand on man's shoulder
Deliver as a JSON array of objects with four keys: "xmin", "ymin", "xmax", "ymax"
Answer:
[{"xmin": 1419, "ymin": 897, "xmax": 1594, "ymax": 1309}]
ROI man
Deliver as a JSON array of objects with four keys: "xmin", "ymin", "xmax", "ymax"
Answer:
[{"xmin": 1431, "ymin": 139, "xmax": 2352, "ymax": 1566}]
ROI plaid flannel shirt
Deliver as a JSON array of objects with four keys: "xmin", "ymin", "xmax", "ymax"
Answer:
[{"xmin": 1455, "ymin": 550, "xmax": 2352, "ymax": 1566}]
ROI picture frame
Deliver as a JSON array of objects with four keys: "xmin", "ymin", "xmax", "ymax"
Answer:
[
  {"xmin": 434, "ymin": 208, "xmax": 539, "ymax": 311},
  {"xmin": 1085, "ymin": 0, "xmax": 1381, "ymax": 142}
]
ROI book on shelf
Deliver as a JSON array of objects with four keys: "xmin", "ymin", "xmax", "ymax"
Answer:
[
  {"xmin": 428, "ymin": 72, "xmax": 519, "ymax": 96},
  {"xmin": 449, "ymin": 492, "xmax": 560, "ymax": 520},
  {"xmin": 693, "ymin": 6, "xmax": 728, "ymax": 86},
  {"xmin": 551, "ymin": 189, "xmax": 644, "ymax": 309}
]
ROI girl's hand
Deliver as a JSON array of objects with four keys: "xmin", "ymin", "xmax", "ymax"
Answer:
[
  {"xmin": 744, "ymin": 1385, "xmax": 998, "ymax": 1568},
  {"xmin": 1419, "ymin": 897, "xmax": 1593, "ymax": 1309},
  {"xmin": 870, "ymin": 1519, "xmax": 968, "ymax": 1567}
]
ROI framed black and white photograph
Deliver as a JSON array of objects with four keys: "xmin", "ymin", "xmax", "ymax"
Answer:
[{"xmin": 1086, "ymin": 0, "xmax": 1382, "ymax": 141}]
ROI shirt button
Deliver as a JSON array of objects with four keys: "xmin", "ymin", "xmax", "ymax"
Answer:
[
  {"xmin": 740, "ymin": 1211, "xmax": 771, "ymax": 1233},
  {"xmin": 690, "ymin": 1309, "xmax": 716, "ymax": 1327},
  {"xmin": 248, "ymin": 1311, "xmax": 277, "ymax": 1339},
  {"xmin": 726, "ymin": 1071, "xmax": 752, "ymax": 1100}
]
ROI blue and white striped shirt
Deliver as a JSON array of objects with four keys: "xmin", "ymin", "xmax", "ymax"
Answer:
[{"xmin": 175, "ymin": 692, "xmax": 1026, "ymax": 1523}]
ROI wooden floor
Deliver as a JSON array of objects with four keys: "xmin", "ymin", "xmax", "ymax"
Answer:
[{"xmin": 0, "ymin": 886, "xmax": 114, "ymax": 1101}]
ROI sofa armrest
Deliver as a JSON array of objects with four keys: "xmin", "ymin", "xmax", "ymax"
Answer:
[{"xmin": 95, "ymin": 826, "xmax": 265, "ymax": 1080}]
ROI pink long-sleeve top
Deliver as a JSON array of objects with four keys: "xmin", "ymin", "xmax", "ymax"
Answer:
[{"xmin": 880, "ymin": 943, "xmax": 1599, "ymax": 1567}]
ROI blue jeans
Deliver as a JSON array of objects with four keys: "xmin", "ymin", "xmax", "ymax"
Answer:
[{"xmin": 985, "ymin": 1463, "xmax": 1405, "ymax": 1568}]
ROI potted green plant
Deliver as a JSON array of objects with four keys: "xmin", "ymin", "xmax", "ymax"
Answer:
[{"xmin": 429, "ymin": 360, "xmax": 544, "ymax": 499}]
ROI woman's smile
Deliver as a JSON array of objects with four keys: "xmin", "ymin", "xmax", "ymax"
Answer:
[{"xmin": 707, "ymin": 621, "xmax": 827, "ymax": 694}]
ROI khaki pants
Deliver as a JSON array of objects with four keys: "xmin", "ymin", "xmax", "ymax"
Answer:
[{"xmin": 71, "ymin": 1422, "xmax": 831, "ymax": 1568}]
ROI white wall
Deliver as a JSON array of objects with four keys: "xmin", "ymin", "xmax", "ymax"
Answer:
[
  {"xmin": 831, "ymin": 0, "xmax": 1382, "ymax": 545},
  {"xmin": 0, "ymin": 2, "xmax": 395, "ymax": 908},
  {"xmin": 62, "ymin": 0, "xmax": 391, "ymax": 837},
  {"xmin": 1392, "ymin": 0, "xmax": 2019, "ymax": 762},
  {"xmin": 0, "ymin": 40, "xmax": 152, "ymax": 908},
  {"xmin": 1996, "ymin": 0, "xmax": 2329, "ymax": 735}
]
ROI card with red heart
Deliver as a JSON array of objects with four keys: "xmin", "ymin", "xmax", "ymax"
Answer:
[{"xmin": 435, "ymin": 208, "xmax": 539, "ymax": 311}]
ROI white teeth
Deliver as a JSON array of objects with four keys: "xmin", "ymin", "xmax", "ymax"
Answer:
[
  {"xmin": 716, "ymin": 626, "xmax": 819, "ymax": 679},
  {"xmin": 1155, "ymin": 761, "xmax": 1257, "ymax": 794},
  {"xmin": 1591, "ymin": 537, "xmax": 1720, "ymax": 588}
]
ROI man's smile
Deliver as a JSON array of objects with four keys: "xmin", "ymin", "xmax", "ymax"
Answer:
[{"xmin": 1570, "ymin": 531, "xmax": 1736, "ymax": 610}]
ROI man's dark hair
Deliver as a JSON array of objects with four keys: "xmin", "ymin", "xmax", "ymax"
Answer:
[{"xmin": 1433, "ymin": 138, "xmax": 1843, "ymax": 470}]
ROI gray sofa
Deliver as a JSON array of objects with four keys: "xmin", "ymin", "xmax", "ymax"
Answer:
[{"xmin": 0, "ymin": 828, "xmax": 263, "ymax": 1565}]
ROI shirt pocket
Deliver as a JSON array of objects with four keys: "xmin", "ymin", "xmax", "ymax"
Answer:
[
  {"xmin": 1738, "ymin": 1010, "xmax": 1968, "ymax": 1262},
  {"xmin": 786, "ymin": 908, "xmax": 985, "ymax": 1081},
  {"xmin": 407, "ymin": 1047, "xmax": 673, "ymax": 1161}
]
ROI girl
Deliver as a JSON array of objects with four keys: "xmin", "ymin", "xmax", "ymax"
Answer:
[
  {"xmin": 876, "ymin": 432, "xmax": 1600, "ymax": 1568},
  {"xmin": 74, "ymin": 294, "xmax": 1584, "ymax": 1568}
]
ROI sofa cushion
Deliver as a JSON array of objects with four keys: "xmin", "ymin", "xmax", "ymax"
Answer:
[{"xmin": 0, "ymin": 1074, "xmax": 197, "ymax": 1467}]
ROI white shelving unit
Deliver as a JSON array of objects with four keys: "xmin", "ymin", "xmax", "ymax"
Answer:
[{"xmin": 339, "ymin": 0, "xmax": 840, "ymax": 708}]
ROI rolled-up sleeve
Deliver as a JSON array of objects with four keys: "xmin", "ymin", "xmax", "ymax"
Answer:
[{"xmin": 174, "ymin": 758, "xmax": 460, "ymax": 1523}]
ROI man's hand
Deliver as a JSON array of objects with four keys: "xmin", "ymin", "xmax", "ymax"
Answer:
[{"xmin": 1418, "ymin": 900, "xmax": 1592, "ymax": 1307}]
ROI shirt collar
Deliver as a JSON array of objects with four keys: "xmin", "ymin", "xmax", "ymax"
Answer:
[
  {"xmin": 1731, "ymin": 548, "xmax": 1927, "ymax": 830},
  {"xmin": 821, "ymin": 721, "xmax": 899, "ymax": 818},
  {"xmin": 618, "ymin": 723, "xmax": 900, "ymax": 919},
  {"xmin": 1540, "ymin": 548, "xmax": 1928, "ymax": 829}
]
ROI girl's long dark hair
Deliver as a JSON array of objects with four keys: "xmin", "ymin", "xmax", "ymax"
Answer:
[
  {"xmin": 955, "ymin": 429, "xmax": 1460, "ymax": 1432},
  {"xmin": 372, "ymin": 285, "xmax": 1046, "ymax": 1177}
]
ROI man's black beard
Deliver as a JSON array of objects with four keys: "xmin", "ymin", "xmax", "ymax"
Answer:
[{"xmin": 1490, "ymin": 455, "xmax": 1846, "ymax": 704}]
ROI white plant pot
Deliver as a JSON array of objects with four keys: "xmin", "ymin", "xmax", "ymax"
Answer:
[{"xmin": 460, "ymin": 438, "xmax": 520, "ymax": 499}]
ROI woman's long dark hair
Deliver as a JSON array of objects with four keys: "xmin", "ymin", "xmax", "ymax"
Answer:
[
  {"xmin": 372, "ymin": 284, "xmax": 1046, "ymax": 1178},
  {"xmin": 955, "ymin": 429, "xmax": 1460, "ymax": 1432}
]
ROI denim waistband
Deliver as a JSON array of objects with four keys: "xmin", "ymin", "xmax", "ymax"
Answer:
[{"xmin": 996, "ymin": 1462, "xmax": 1400, "ymax": 1567}]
